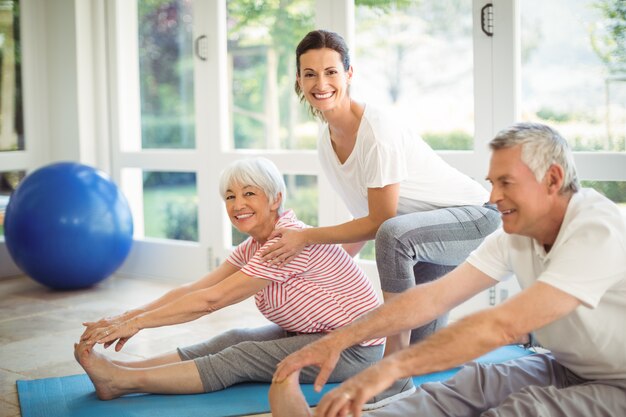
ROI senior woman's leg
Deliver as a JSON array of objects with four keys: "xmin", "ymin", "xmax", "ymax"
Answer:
[
  {"xmin": 185, "ymin": 332, "xmax": 383, "ymax": 392},
  {"xmin": 111, "ymin": 352, "xmax": 183, "ymax": 368},
  {"xmin": 109, "ymin": 324, "xmax": 288, "ymax": 369},
  {"xmin": 375, "ymin": 205, "xmax": 500, "ymax": 355},
  {"xmin": 74, "ymin": 341, "xmax": 205, "ymax": 400},
  {"xmin": 75, "ymin": 325, "xmax": 383, "ymax": 399},
  {"xmin": 73, "ymin": 324, "xmax": 292, "ymax": 399}
]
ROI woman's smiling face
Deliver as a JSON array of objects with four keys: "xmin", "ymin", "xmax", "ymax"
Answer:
[
  {"xmin": 297, "ymin": 48, "xmax": 352, "ymax": 114},
  {"xmin": 224, "ymin": 182, "xmax": 280, "ymax": 242}
]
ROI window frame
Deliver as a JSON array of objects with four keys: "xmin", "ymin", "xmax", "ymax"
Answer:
[{"xmin": 0, "ymin": 0, "xmax": 48, "ymax": 277}]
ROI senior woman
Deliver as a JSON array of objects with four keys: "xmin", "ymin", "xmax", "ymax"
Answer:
[{"xmin": 75, "ymin": 157, "xmax": 387, "ymax": 401}]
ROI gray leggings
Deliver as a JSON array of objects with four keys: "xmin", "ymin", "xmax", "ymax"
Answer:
[
  {"xmin": 177, "ymin": 324, "xmax": 383, "ymax": 392},
  {"xmin": 375, "ymin": 205, "xmax": 501, "ymax": 342},
  {"xmin": 366, "ymin": 353, "xmax": 626, "ymax": 417}
]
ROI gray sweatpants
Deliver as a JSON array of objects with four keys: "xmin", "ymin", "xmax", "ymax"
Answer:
[
  {"xmin": 375, "ymin": 204, "xmax": 501, "ymax": 342},
  {"xmin": 177, "ymin": 324, "xmax": 383, "ymax": 392},
  {"xmin": 366, "ymin": 353, "xmax": 626, "ymax": 416}
]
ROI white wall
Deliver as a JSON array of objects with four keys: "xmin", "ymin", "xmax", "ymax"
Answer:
[{"xmin": 46, "ymin": 0, "xmax": 81, "ymax": 162}]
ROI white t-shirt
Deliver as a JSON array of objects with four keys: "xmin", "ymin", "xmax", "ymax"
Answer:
[
  {"xmin": 467, "ymin": 189, "xmax": 626, "ymax": 380},
  {"xmin": 317, "ymin": 105, "xmax": 489, "ymax": 217},
  {"xmin": 227, "ymin": 210, "xmax": 385, "ymax": 347}
]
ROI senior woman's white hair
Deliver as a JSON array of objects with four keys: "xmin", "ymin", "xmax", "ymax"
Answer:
[{"xmin": 219, "ymin": 157, "xmax": 286, "ymax": 215}]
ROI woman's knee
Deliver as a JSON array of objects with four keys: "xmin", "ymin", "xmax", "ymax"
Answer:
[
  {"xmin": 375, "ymin": 217, "xmax": 398, "ymax": 246},
  {"xmin": 375, "ymin": 216, "xmax": 412, "ymax": 257}
]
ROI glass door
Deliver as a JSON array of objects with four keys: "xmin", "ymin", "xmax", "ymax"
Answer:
[
  {"xmin": 108, "ymin": 0, "xmax": 213, "ymax": 281},
  {"xmin": 520, "ymin": 0, "xmax": 626, "ymax": 216},
  {"xmin": 0, "ymin": 0, "xmax": 46, "ymax": 277}
]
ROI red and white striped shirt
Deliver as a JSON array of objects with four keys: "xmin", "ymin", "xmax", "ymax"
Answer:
[{"xmin": 227, "ymin": 210, "xmax": 384, "ymax": 347}]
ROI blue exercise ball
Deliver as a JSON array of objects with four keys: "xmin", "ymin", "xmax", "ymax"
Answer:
[{"xmin": 4, "ymin": 162, "xmax": 133, "ymax": 290}]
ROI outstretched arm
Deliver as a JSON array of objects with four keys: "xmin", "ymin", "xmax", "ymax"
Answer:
[
  {"xmin": 274, "ymin": 263, "xmax": 496, "ymax": 389},
  {"xmin": 314, "ymin": 281, "xmax": 581, "ymax": 417},
  {"xmin": 84, "ymin": 271, "xmax": 269, "ymax": 347},
  {"xmin": 261, "ymin": 184, "xmax": 399, "ymax": 265},
  {"xmin": 80, "ymin": 262, "xmax": 239, "ymax": 350}
]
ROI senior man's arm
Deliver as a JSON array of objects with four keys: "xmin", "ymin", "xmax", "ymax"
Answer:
[
  {"xmin": 274, "ymin": 263, "xmax": 497, "ymax": 390},
  {"xmin": 314, "ymin": 281, "xmax": 581, "ymax": 417}
]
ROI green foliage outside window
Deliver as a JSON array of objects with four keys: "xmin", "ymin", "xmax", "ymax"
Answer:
[
  {"xmin": 422, "ymin": 130, "xmax": 473, "ymax": 151},
  {"xmin": 165, "ymin": 200, "xmax": 198, "ymax": 241},
  {"xmin": 581, "ymin": 181, "xmax": 626, "ymax": 203},
  {"xmin": 590, "ymin": 0, "xmax": 626, "ymax": 74},
  {"xmin": 143, "ymin": 173, "xmax": 198, "ymax": 242},
  {"xmin": 138, "ymin": 0, "xmax": 195, "ymax": 149},
  {"xmin": 227, "ymin": 0, "xmax": 315, "ymax": 149}
]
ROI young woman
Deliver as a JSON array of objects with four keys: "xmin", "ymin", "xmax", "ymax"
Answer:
[
  {"xmin": 75, "ymin": 157, "xmax": 385, "ymax": 400},
  {"xmin": 262, "ymin": 29, "xmax": 501, "ymax": 355}
]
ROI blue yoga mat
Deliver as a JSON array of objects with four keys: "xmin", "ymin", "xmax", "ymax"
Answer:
[{"xmin": 17, "ymin": 345, "xmax": 531, "ymax": 417}]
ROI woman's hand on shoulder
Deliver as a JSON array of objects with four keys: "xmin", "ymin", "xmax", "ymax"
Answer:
[{"xmin": 261, "ymin": 228, "xmax": 308, "ymax": 266}]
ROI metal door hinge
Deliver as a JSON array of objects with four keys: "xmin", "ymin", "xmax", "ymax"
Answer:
[
  {"xmin": 195, "ymin": 35, "xmax": 208, "ymax": 60},
  {"xmin": 481, "ymin": 3, "xmax": 494, "ymax": 37}
]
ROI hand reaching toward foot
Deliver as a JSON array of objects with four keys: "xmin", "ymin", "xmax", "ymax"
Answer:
[
  {"xmin": 81, "ymin": 312, "xmax": 141, "ymax": 351},
  {"xmin": 81, "ymin": 317, "xmax": 140, "ymax": 350}
]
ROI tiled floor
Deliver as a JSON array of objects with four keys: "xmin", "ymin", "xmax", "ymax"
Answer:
[{"xmin": 0, "ymin": 274, "xmax": 274, "ymax": 417}]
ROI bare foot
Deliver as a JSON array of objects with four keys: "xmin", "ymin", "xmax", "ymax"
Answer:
[
  {"xmin": 269, "ymin": 370, "xmax": 312, "ymax": 417},
  {"xmin": 74, "ymin": 342, "xmax": 126, "ymax": 400}
]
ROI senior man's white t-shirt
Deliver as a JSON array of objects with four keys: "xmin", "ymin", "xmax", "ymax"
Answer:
[{"xmin": 467, "ymin": 189, "xmax": 626, "ymax": 380}]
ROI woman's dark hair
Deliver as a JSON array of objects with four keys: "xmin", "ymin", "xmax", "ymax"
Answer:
[{"xmin": 294, "ymin": 30, "xmax": 351, "ymax": 119}]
